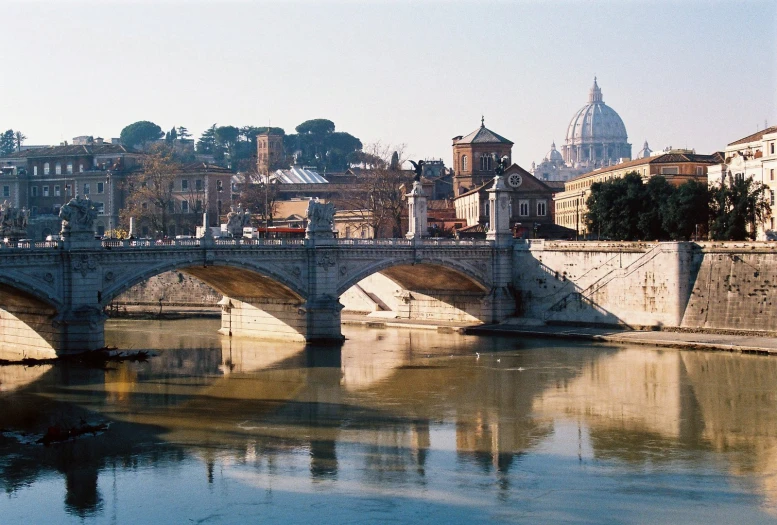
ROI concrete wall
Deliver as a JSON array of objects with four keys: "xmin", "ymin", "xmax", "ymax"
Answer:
[
  {"xmin": 515, "ymin": 240, "xmax": 777, "ymax": 333},
  {"xmin": 681, "ymin": 243, "xmax": 777, "ymax": 332}
]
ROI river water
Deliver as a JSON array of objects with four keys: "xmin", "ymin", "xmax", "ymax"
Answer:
[{"xmin": 1, "ymin": 319, "xmax": 777, "ymax": 524}]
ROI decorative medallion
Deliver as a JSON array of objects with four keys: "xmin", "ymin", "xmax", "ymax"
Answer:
[
  {"xmin": 104, "ymin": 271, "xmax": 115, "ymax": 282},
  {"xmin": 317, "ymin": 254, "xmax": 336, "ymax": 269},
  {"xmin": 507, "ymin": 173, "xmax": 523, "ymax": 188},
  {"xmin": 72, "ymin": 254, "xmax": 97, "ymax": 277}
]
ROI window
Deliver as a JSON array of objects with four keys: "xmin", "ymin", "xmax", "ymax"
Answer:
[
  {"xmin": 772, "ymin": 143, "xmax": 775, "ymax": 155},
  {"xmin": 43, "ymin": 163, "xmax": 50, "ymax": 175},
  {"xmin": 195, "ymin": 179, "xmax": 203, "ymax": 191},
  {"xmin": 195, "ymin": 199, "xmax": 202, "ymax": 211},
  {"xmin": 83, "ymin": 183, "xmax": 90, "ymax": 195},
  {"xmin": 735, "ymin": 172, "xmax": 745, "ymax": 182},
  {"xmin": 2, "ymin": 186, "xmax": 8, "ymax": 197},
  {"xmin": 217, "ymin": 180, "xmax": 223, "ymax": 191},
  {"xmin": 43, "ymin": 186, "xmax": 49, "ymax": 197},
  {"xmin": 519, "ymin": 200, "xmax": 530, "ymax": 217},
  {"xmin": 66, "ymin": 162, "xmax": 73, "ymax": 174},
  {"xmin": 461, "ymin": 155, "xmax": 468, "ymax": 172},
  {"xmin": 771, "ymin": 169, "xmax": 774, "ymax": 181},
  {"xmin": 537, "ymin": 200, "xmax": 547, "ymax": 216},
  {"xmin": 33, "ymin": 166, "xmax": 38, "ymax": 176},
  {"xmin": 181, "ymin": 200, "xmax": 189, "ymax": 213},
  {"xmin": 54, "ymin": 185, "xmax": 60, "ymax": 197},
  {"xmin": 97, "ymin": 182, "xmax": 104, "ymax": 194},
  {"xmin": 94, "ymin": 202, "xmax": 105, "ymax": 215},
  {"xmin": 771, "ymin": 190, "xmax": 775, "ymax": 206},
  {"xmin": 696, "ymin": 167, "xmax": 703, "ymax": 176},
  {"xmin": 480, "ymin": 154, "xmax": 492, "ymax": 171},
  {"xmin": 65, "ymin": 184, "xmax": 72, "ymax": 196},
  {"xmin": 79, "ymin": 164, "xmax": 84, "ymax": 173},
  {"xmin": 55, "ymin": 162, "xmax": 62, "ymax": 175},
  {"xmin": 660, "ymin": 166, "xmax": 679, "ymax": 175},
  {"xmin": 168, "ymin": 201, "xmax": 175, "ymax": 213},
  {"xmin": 181, "ymin": 179, "xmax": 189, "ymax": 190},
  {"xmin": 31, "ymin": 186, "xmax": 38, "ymax": 197}
]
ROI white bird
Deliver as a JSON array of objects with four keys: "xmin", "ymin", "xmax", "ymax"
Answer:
[
  {"xmin": 476, "ymin": 352, "xmax": 480, "ymax": 359},
  {"xmin": 497, "ymin": 358, "xmax": 501, "ymax": 363},
  {"xmin": 517, "ymin": 367, "xmax": 525, "ymax": 372}
]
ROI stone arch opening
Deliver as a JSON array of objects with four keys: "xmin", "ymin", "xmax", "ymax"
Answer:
[
  {"xmin": 338, "ymin": 260, "xmax": 491, "ymax": 324},
  {"xmin": 103, "ymin": 261, "xmax": 308, "ymax": 342},
  {"xmin": 0, "ymin": 278, "xmax": 61, "ymax": 360}
]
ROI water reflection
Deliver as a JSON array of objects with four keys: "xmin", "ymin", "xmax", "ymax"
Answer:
[{"xmin": 1, "ymin": 320, "xmax": 777, "ymax": 523}]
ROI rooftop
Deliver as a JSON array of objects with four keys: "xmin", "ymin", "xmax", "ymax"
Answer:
[{"xmin": 728, "ymin": 126, "xmax": 777, "ymax": 147}]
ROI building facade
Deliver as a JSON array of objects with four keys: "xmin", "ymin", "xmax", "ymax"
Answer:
[{"xmin": 707, "ymin": 126, "xmax": 777, "ymax": 239}]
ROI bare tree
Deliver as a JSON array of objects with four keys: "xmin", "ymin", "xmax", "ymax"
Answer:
[
  {"xmin": 334, "ymin": 143, "xmax": 412, "ymax": 238},
  {"xmin": 120, "ymin": 145, "xmax": 180, "ymax": 238},
  {"xmin": 238, "ymin": 166, "xmax": 280, "ymax": 227},
  {"xmin": 14, "ymin": 131, "xmax": 26, "ymax": 152}
]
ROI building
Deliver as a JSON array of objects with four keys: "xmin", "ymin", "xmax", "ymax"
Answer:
[
  {"xmin": 257, "ymin": 130, "xmax": 284, "ymax": 176},
  {"xmin": 454, "ymin": 164, "xmax": 559, "ymax": 238},
  {"xmin": 452, "ymin": 119, "xmax": 513, "ymax": 197},
  {"xmin": 0, "ymin": 140, "xmax": 143, "ymax": 237},
  {"xmin": 555, "ymin": 151, "xmax": 723, "ymax": 237},
  {"xmin": 707, "ymin": 126, "xmax": 777, "ymax": 238},
  {"xmin": 532, "ymin": 78, "xmax": 632, "ymax": 182}
]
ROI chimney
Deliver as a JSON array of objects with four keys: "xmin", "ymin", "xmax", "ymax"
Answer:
[{"xmin": 95, "ymin": 137, "xmax": 104, "ymax": 145}]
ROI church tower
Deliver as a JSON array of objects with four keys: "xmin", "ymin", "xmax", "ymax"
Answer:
[
  {"xmin": 257, "ymin": 130, "xmax": 284, "ymax": 177},
  {"xmin": 452, "ymin": 118, "xmax": 513, "ymax": 197}
]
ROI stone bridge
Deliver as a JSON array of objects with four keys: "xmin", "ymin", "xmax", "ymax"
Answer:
[{"xmin": 0, "ymin": 235, "xmax": 515, "ymax": 357}]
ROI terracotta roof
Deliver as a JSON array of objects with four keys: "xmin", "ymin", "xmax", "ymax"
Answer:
[
  {"xmin": 567, "ymin": 152, "xmax": 722, "ymax": 183},
  {"xmin": 454, "ymin": 123, "xmax": 513, "ymax": 145},
  {"xmin": 457, "ymin": 223, "xmax": 487, "ymax": 233},
  {"xmin": 179, "ymin": 162, "xmax": 232, "ymax": 173},
  {"xmin": 1, "ymin": 143, "xmax": 136, "ymax": 159},
  {"xmin": 728, "ymin": 126, "xmax": 777, "ymax": 147}
]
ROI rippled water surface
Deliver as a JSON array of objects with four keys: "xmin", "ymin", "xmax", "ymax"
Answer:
[{"xmin": 2, "ymin": 319, "xmax": 777, "ymax": 524}]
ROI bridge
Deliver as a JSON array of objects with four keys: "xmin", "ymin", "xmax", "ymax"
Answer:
[{"xmin": 0, "ymin": 181, "xmax": 517, "ymax": 357}]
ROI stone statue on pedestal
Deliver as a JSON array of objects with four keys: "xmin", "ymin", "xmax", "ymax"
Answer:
[
  {"xmin": 306, "ymin": 199, "xmax": 335, "ymax": 234},
  {"xmin": 59, "ymin": 195, "xmax": 97, "ymax": 233},
  {"xmin": 0, "ymin": 201, "xmax": 29, "ymax": 240}
]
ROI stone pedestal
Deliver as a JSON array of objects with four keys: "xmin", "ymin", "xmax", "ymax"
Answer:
[
  {"xmin": 486, "ymin": 175, "xmax": 513, "ymax": 246},
  {"xmin": 405, "ymin": 180, "xmax": 427, "ymax": 240}
]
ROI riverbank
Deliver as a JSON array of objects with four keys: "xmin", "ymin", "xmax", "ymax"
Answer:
[{"xmin": 464, "ymin": 322, "xmax": 777, "ymax": 355}]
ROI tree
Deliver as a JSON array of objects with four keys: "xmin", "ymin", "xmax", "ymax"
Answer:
[
  {"xmin": 120, "ymin": 121, "xmax": 164, "ymax": 150},
  {"xmin": 196, "ymin": 124, "xmax": 220, "ymax": 157},
  {"xmin": 238, "ymin": 167, "xmax": 279, "ymax": 227},
  {"xmin": 710, "ymin": 177, "xmax": 771, "ymax": 240},
  {"xmin": 285, "ymin": 118, "xmax": 361, "ymax": 172},
  {"xmin": 663, "ymin": 180, "xmax": 712, "ymax": 240},
  {"xmin": 120, "ymin": 145, "xmax": 180, "ymax": 238},
  {"xmin": 176, "ymin": 126, "xmax": 191, "ymax": 140},
  {"xmin": 638, "ymin": 176, "xmax": 674, "ymax": 240},
  {"xmin": 0, "ymin": 130, "xmax": 16, "ymax": 156},
  {"xmin": 334, "ymin": 143, "xmax": 411, "ymax": 238},
  {"xmin": 13, "ymin": 131, "xmax": 26, "ymax": 152},
  {"xmin": 586, "ymin": 172, "xmax": 646, "ymax": 240}
]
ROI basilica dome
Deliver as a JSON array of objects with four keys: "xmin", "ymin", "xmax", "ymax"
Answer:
[
  {"xmin": 544, "ymin": 141, "xmax": 564, "ymax": 163},
  {"xmin": 562, "ymin": 78, "xmax": 631, "ymax": 167}
]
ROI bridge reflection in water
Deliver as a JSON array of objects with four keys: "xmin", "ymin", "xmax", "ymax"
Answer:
[{"xmin": 1, "ymin": 320, "xmax": 777, "ymax": 522}]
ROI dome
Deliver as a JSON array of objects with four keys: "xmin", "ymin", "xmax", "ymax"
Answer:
[
  {"xmin": 564, "ymin": 78, "xmax": 628, "ymax": 144},
  {"xmin": 544, "ymin": 141, "xmax": 564, "ymax": 163},
  {"xmin": 636, "ymin": 140, "xmax": 652, "ymax": 159}
]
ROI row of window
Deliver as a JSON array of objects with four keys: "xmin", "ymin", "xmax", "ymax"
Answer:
[
  {"xmin": 29, "ymin": 182, "xmax": 104, "ymax": 198},
  {"xmin": 459, "ymin": 154, "xmax": 505, "ymax": 172},
  {"xmin": 460, "ymin": 199, "xmax": 548, "ymax": 218}
]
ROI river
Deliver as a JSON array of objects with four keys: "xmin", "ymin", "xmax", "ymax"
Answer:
[{"xmin": 1, "ymin": 319, "xmax": 777, "ymax": 524}]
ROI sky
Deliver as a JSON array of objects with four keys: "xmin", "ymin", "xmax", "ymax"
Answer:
[{"xmin": 3, "ymin": 0, "xmax": 776, "ymax": 168}]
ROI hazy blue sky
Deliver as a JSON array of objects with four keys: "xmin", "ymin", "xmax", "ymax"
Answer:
[{"xmin": 4, "ymin": 0, "xmax": 775, "ymax": 167}]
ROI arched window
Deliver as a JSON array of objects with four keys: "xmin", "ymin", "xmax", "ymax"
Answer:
[
  {"xmin": 55, "ymin": 162, "xmax": 62, "ymax": 175},
  {"xmin": 480, "ymin": 154, "xmax": 492, "ymax": 171},
  {"xmin": 461, "ymin": 155, "xmax": 468, "ymax": 172},
  {"xmin": 44, "ymin": 162, "xmax": 50, "ymax": 175}
]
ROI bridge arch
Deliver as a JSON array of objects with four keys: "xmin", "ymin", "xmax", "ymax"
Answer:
[
  {"xmin": 337, "ymin": 257, "xmax": 492, "ymax": 324},
  {"xmin": 337, "ymin": 257, "xmax": 490, "ymax": 298},
  {"xmin": 101, "ymin": 259, "xmax": 306, "ymax": 307},
  {"xmin": 0, "ymin": 273, "xmax": 62, "ymax": 360}
]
